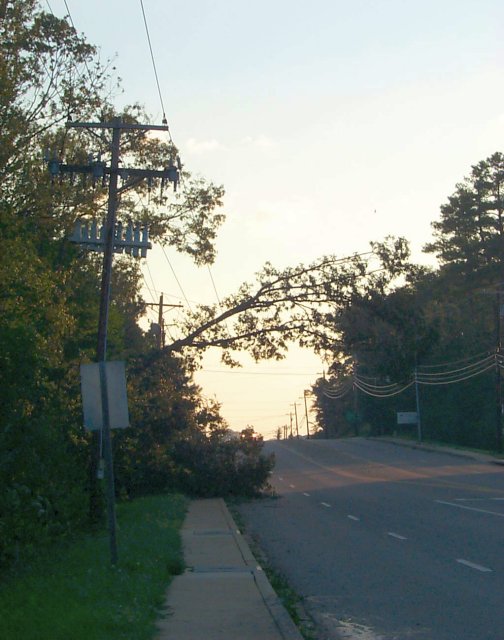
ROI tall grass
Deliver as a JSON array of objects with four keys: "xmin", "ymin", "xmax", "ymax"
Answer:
[{"xmin": 0, "ymin": 493, "xmax": 187, "ymax": 640}]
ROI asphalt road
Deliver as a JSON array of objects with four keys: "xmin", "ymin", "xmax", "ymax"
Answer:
[{"xmin": 236, "ymin": 438, "xmax": 504, "ymax": 640}]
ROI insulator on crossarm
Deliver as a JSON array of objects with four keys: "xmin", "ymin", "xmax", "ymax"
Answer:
[
  {"xmin": 69, "ymin": 220, "xmax": 82, "ymax": 243},
  {"xmin": 125, "ymin": 221, "xmax": 133, "ymax": 243},
  {"xmin": 90, "ymin": 220, "xmax": 98, "ymax": 244},
  {"xmin": 141, "ymin": 226, "xmax": 151, "ymax": 258},
  {"xmin": 125, "ymin": 222, "xmax": 133, "ymax": 255},
  {"xmin": 48, "ymin": 158, "xmax": 60, "ymax": 177},
  {"xmin": 132, "ymin": 225, "xmax": 140, "ymax": 258}
]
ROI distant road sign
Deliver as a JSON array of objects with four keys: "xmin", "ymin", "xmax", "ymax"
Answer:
[{"xmin": 397, "ymin": 411, "xmax": 418, "ymax": 425}]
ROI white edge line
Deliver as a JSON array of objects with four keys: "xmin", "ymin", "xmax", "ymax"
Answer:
[
  {"xmin": 436, "ymin": 500, "xmax": 504, "ymax": 518},
  {"xmin": 387, "ymin": 532, "xmax": 407, "ymax": 540},
  {"xmin": 456, "ymin": 558, "xmax": 492, "ymax": 573}
]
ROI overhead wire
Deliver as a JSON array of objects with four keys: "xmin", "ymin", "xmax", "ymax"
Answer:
[
  {"xmin": 416, "ymin": 354, "xmax": 496, "ymax": 380},
  {"xmin": 353, "ymin": 376, "xmax": 402, "ymax": 390},
  {"xmin": 319, "ymin": 349, "xmax": 497, "ymax": 403},
  {"xmin": 145, "ymin": 261, "xmax": 159, "ymax": 299},
  {"xmin": 354, "ymin": 379, "xmax": 415, "ymax": 398},
  {"xmin": 416, "ymin": 361, "xmax": 497, "ymax": 386},
  {"xmin": 161, "ymin": 246, "xmax": 193, "ymax": 312},
  {"xmin": 418, "ymin": 349, "xmax": 495, "ymax": 369},
  {"xmin": 201, "ymin": 369, "xmax": 321, "ymax": 376},
  {"xmin": 139, "ymin": 0, "xmax": 173, "ymax": 140}
]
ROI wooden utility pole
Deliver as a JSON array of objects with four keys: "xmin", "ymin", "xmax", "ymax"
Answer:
[
  {"xmin": 292, "ymin": 403, "xmax": 299, "ymax": 438},
  {"xmin": 96, "ymin": 119, "xmax": 121, "ymax": 565},
  {"xmin": 496, "ymin": 291, "xmax": 503, "ymax": 452},
  {"xmin": 303, "ymin": 390, "xmax": 310, "ymax": 439},
  {"xmin": 50, "ymin": 117, "xmax": 179, "ymax": 564},
  {"xmin": 145, "ymin": 295, "xmax": 182, "ymax": 349}
]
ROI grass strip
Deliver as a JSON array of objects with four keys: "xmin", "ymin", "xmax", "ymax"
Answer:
[{"xmin": 0, "ymin": 493, "xmax": 187, "ymax": 640}]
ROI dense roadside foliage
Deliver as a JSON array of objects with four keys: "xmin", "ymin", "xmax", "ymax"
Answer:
[
  {"xmin": 0, "ymin": 1, "xmax": 270, "ymax": 569},
  {"xmin": 312, "ymin": 153, "xmax": 504, "ymax": 451}
]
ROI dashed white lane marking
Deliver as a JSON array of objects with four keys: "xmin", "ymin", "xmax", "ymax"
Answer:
[
  {"xmin": 347, "ymin": 515, "xmax": 360, "ymax": 521},
  {"xmin": 303, "ymin": 492, "xmax": 311, "ymax": 497},
  {"xmin": 456, "ymin": 559, "xmax": 493, "ymax": 573},
  {"xmin": 436, "ymin": 499, "xmax": 504, "ymax": 518},
  {"xmin": 289, "ymin": 484, "xmax": 296, "ymax": 488},
  {"xmin": 387, "ymin": 532, "xmax": 407, "ymax": 540},
  {"xmin": 278, "ymin": 476, "xmax": 284, "ymax": 481},
  {"xmin": 321, "ymin": 502, "xmax": 331, "ymax": 508}
]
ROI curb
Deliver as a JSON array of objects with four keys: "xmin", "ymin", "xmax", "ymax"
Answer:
[{"xmin": 220, "ymin": 500, "xmax": 304, "ymax": 640}]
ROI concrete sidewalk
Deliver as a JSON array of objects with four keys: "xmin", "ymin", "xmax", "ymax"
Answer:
[{"xmin": 156, "ymin": 498, "xmax": 303, "ymax": 640}]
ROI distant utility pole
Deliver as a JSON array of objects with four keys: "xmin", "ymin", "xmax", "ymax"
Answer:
[
  {"xmin": 303, "ymin": 390, "xmax": 310, "ymax": 439},
  {"xmin": 496, "ymin": 290, "xmax": 504, "ymax": 452},
  {"xmin": 414, "ymin": 367, "xmax": 422, "ymax": 443},
  {"xmin": 145, "ymin": 294, "xmax": 183, "ymax": 349},
  {"xmin": 48, "ymin": 117, "xmax": 179, "ymax": 564},
  {"xmin": 477, "ymin": 285, "xmax": 503, "ymax": 453},
  {"xmin": 291, "ymin": 403, "xmax": 299, "ymax": 438}
]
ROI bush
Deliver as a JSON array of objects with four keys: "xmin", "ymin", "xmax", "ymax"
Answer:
[{"xmin": 171, "ymin": 431, "xmax": 274, "ymax": 497}]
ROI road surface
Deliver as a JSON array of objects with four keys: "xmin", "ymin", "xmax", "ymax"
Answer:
[{"xmin": 236, "ymin": 438, "xmax": 504, "ymax": 640}]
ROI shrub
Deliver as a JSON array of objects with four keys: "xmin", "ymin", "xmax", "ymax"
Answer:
[{"xmin": 171, "ymin": 431, "xmax": 274, "ymax": 497}]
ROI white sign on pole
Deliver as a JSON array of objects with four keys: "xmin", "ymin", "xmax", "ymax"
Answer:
[
  {"xmin": 397, "ymin": 411, "xmax": 418, "ymax": 425},
  {"xmin": 80, "ymin": 361, "xmax": 130, "ymax": 431}
]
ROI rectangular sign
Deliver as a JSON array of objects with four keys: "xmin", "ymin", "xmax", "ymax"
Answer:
[
  {"xmin": 80, "ymin": 361, "xmax": 130, "ymax": 431},
  {"xmin": 397, "ymin": 411, "xmax": 418, "ymax": 425}
]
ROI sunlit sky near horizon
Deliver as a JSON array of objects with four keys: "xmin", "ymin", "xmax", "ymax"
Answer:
[{"xmin": 49, "ymin": 0, "xmax": 504, "ymax": 437}]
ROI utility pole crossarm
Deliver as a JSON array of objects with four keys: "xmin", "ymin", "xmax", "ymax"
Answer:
[{"xmin": 66, "ymin": 121, "xmax": 172, "ymax": 132}]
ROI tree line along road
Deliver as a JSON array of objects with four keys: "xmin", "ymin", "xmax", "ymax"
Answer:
[{"xmin": 236, "ymin": 438, "xmax": 504, "ymax": 640}]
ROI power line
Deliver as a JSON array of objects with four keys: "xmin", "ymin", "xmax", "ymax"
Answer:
[
  {"xmin": 354, "ymin": 379, "xmax": 415, "ymax": 398},
  {"xmin": 416, "ymin": 354, "xmax": 496, "ymax": 379},
  {"xmin": 145, "ymin": 261, "xmax": 158, "ymax": 297},
  {"xmin": 208, "ymin": 265, "xmax": 223, "ymax": 307},
  {"xmin": 417, "ymin": 361, "xmax": 496, "ymax": 386},
  {"xmin": 141, "ymin": 273, "xmax": 156, "ymax": 304},
  {"xmin": 418, "ymin": 349, "xmax": 495, "ymax": 370},
  {"xmin": 60, "ymin": 1, "xmax": 102, "ymax": 117},
  {"xmin": 200, "ymin": 369, "xmax": 322, "ymax": 376},
  {"xmin": 161, "ymin": 246, "xmax": 193, "ymax": 311},
  {"xmin": 139, "ymin": 0, "xmax": 172, "ymax": 138}
]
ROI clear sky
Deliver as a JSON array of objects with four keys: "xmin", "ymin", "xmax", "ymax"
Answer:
[{"xmin": 49, "ymin": 0, "xmax": 504, "ymax": 437}]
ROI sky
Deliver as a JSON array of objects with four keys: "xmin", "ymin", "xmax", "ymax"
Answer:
[{"xmin": 48, "ymin": 0, "xmax": 504, "ymax": 437}]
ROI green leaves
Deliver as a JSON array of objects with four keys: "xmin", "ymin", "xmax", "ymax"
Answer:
[{"xmin": 425, "ymin": 152, "xmax": 504, "ymax": 276}]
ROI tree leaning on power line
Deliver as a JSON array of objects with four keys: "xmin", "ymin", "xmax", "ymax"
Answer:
[{"xmin": 161, "ymin": 236, "xmax": 413, "ymax": 364}]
